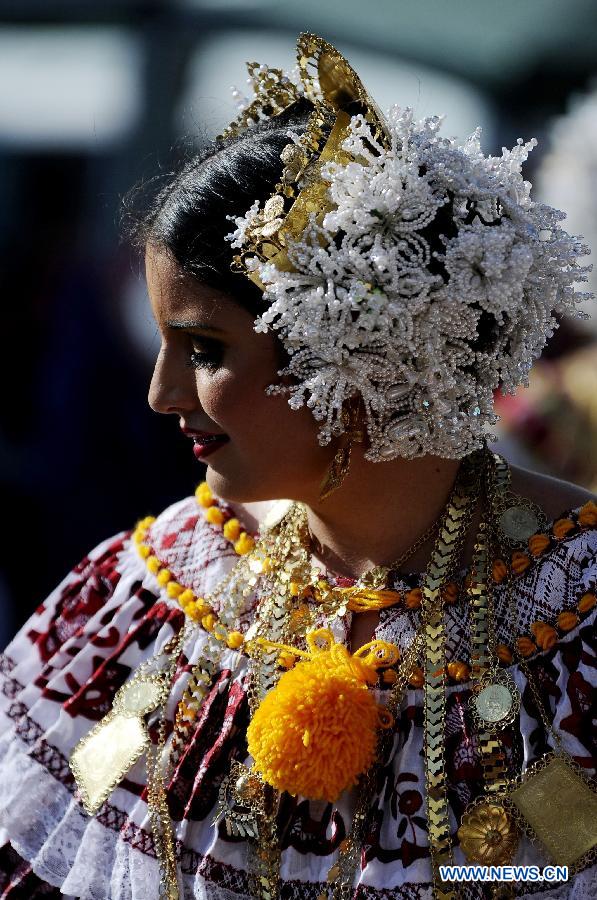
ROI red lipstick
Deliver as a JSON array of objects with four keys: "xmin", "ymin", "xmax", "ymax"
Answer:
[{"xmin": 181, "ymin": 428, "xmax": 230, "ymax": 461}]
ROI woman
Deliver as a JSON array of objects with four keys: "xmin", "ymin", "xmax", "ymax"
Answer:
[{"xmin": 1, "ymin": 33, "xmax": 596, "ymax": 900}]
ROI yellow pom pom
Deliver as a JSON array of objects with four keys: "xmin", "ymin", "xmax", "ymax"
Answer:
[
  {"xmin": 578, "ymin": 592, "xmax": 596, "ymax": 613},
  {"xmin": 193, "ymin": 599, "xmax": 211, "ymax": 618},
  {"xmin": 557, "ymin": 610, "xmax": 579, "ymax": 632},
  {"xmin": 205, "ymin": 506, "xmax": 225, "ymax": 526},
  {"xmin": 223, "ymin": 518, "xmax": 242, "ymax": 541},
  {"xmin": 184, "ymin": 601, "xmax": 202, "ymax": 621},
  {"xmin": 157, "ymin": 568, "xmax": 172, "ymax": 586},
  {"xmin": 178, "ymin": 589, "xmax": 196, "ymax": 609},
  {"xmin": 578, "ymin": 500, "xmax": 597, "ymax": 527},
  {"xmin": 202, "ymin": 613, "xmax": 217, "ymax": 632},
  {"xmin": 138, "ymin": 544, "xmax": 151, "ymax": 559},
  {"xmin": 227, "ymin": 631, "xmax": 245, "ymax": 650},
  {"xmin": 234, "ymin": 532, "xmax": 255, "ymax": 555},
  {"xmin": 195, "ymin": 482, "xmax": 214, "ymax": 508},
  {"xmin": 166, "ymin": 581, "xmax": 184, "ymax": 599},
  {"xmin": 247, "ymin": 630, "xmax": 396, "ymax": 802},
  {"xmin": 146, "ymin": 555, "xmax": 160, "ymax": 574},
  {"xmin": 553, "ymin": 517, "xmax": 575, "ymax": 539}
]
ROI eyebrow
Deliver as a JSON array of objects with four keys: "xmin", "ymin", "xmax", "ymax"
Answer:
[{"xmin": 166, "ymin": 320, "xmax": 226, "ymax": 334}]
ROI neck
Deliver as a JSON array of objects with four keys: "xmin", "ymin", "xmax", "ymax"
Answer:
[{"xmin": 303, "ymin": 452, "xmax": 465, "ymax": 579}]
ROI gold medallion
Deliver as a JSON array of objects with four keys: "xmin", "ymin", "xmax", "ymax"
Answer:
[
  {"xmin": 213, "ymin": 761, "xmax": 265, "ymax": 840},
  {"xmin": 458, "ymin": 800, "xmax": 519, "ymax": 865},
  {"xmin": 70, "ymin": 674, "xmax": 168, "ymax": 815},
  {"xmin": 498, "ymin": 505, "xmax": 539, "ymax": 542},
  {"xmin": 469, "ymin": 672, "xmax": 520, "ymax": 731},
  {"xmin": 475, "ymin": 683, "xmax": 513, "ymax": 723}
]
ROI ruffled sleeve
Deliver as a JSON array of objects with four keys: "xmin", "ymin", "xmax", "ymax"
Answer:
[
  {"xmin": 0, "ymin": 495, "xmax": 251, "ymax": 899},
  {"xmin": 1, "ymin": 492, "xmax": 596, "ymax": 900}
]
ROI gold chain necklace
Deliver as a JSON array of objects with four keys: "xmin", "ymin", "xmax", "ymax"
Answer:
[
  {"xmin": 482, "ymin": 451, "xmax": 597, "ymax": 878},
  {"xmin": 238, "ymin": 447, "xmax": 597, "ymax": 900},
  {"xmin": 70, "ymin": 452, "xmax": 597, "ymax": 899},
  {"xmin": 228, "ymin": 449, "xmax": 485, "ymax": 900}
]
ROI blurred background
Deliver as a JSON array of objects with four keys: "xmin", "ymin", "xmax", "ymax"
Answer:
[{"xmin": 1, "ymin": 0, "xmax": 597, "ymax": 644}]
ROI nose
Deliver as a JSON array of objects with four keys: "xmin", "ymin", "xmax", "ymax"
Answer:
[{"xmin": 148, "ymin": 343, "xmax": 198, "ymax": 415}]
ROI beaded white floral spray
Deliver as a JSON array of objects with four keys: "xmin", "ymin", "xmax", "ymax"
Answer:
[{"xmin": 228, "ymin": 105, "xmax": 593, "ymax": 461}]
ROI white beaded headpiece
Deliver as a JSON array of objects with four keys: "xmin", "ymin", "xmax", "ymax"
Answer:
[{"xmin": 223, "ymin": 33, "xmax": 593, "ymax": 461}]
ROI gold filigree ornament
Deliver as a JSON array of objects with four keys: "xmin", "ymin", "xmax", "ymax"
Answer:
[
  {"xmin": 493, "ymin": 492, "xmax": 547, "ymax": 549},
  {"xmin": 212, "ymin": 760, "xmax": 266, "ymax": 840},
  {"xmin": 70, "ymin": 672, "xmax": 170, "ymax": 815},
  {"xmin": 218, "ymin": 62, "xmax": 303, "ymax": 142},
  {"xmin": 486, "ymin": 451, "xmax": 597, "ymax": 876},
  {"xmin": 226, "ymin": 33, "xmax": 391, "ymax": 290},
  {"xmin": 506, "ymin": 753, "xmax": 597, "ymax": 871},
  {"xmin": 458, "ymin": 799, "xmax": 519, "ymax": 866}
]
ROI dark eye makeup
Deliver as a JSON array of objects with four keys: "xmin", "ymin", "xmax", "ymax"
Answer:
[{"xmin": 186, "ymin": 335, "xmax": 223, "ymax": 371}]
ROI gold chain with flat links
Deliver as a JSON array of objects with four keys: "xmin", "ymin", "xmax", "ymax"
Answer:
[
  {"xmin": 303, "ymin": 451, "xmax": 483, "ymax": 900},
  {"xmin": 487, "ymin": 453, "xmax": 567, "ymax": 756},
  {"xmin": 306, "ymin": 456, "xmax": 482, "ymax": 900},
  {"xmin": 243, "ymin": 455, "xmax": 482, "ymax": 900},
  {"xmin": 148, "ymin": 526, "xmax": 299, "ymax": 900},
  {"xmin": 420, "ymin": 450, "xmax": 483, "ymax": 900},
  {"xmin": 466, "ymin": 469, "xmax": 510, "ymax": 799},
  {"xmin": 169, "ymin": 544, "xmax": 268, "ymax": 767},
  {"xmin": 246, "ymin": 502, "xmax": 313, "ymax": 900},
  {"xmin": 145, "ymin": 623, "xmax": 193, "ymax": 900}
]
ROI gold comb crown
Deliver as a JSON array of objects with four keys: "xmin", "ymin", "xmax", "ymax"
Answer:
[{"xmin": 220, "ymin": 33, "xmax": 390, "ymax": 288}]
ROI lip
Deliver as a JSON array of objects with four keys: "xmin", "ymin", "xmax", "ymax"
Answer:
[
  {"xmin": 192, "ymin": 437, "xmax": 230, "ymax": 460},
  {"xmin": 181, "ymin": 427, "xmax": 231, "ymax": 460}
]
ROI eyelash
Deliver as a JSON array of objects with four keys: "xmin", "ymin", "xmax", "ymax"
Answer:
[{"xmin": 187, "ymin": 339, "xmax": 222, "ymax": 372}]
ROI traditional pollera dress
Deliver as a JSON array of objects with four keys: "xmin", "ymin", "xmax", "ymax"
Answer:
[{"xmin": 0, "ymin": 491, "xmax": 596, "ymax": 899}]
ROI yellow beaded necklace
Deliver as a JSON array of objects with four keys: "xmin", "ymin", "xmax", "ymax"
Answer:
[
  {"xmin": 72, "ymin": 473, "xmax": 597, "ymax": 900},
  {"xmin": 131, "ymin": 481, "xmax": 258, "ymax": 649},
  {"xmin": 133, "ymin": 483, "xmax": 597, "ymax": 682}
]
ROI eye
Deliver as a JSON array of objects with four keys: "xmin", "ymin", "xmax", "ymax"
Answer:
[{"xmin": 187, "ymin": 336, "xmax": 222, "ymax": 372}]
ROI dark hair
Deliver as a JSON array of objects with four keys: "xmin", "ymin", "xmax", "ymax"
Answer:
[{"xmin": 125, "ymin": 100, "xmax": 314, "ymax": 317}]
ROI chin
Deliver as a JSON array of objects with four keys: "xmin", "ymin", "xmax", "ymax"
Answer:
[
  {"xmin": 205, "ymin": 468, "xmax": 275, "ymax": 504},
  {"xmin": 205, "ymin": 466, "xmax": 303, "ymax": 505}
]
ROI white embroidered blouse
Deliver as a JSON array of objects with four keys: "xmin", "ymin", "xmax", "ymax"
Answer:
[{"xmin": 0, "ymin": 492, "xmax": 596, "ymax": 899}]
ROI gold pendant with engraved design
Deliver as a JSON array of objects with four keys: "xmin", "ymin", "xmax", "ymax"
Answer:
[
  {"xmin": 70, "ymin": 674, "xmax": 169, "ymax": 815},
  {"xmin": 508, "ymin": 755, "xmax": 597, "ymax": 869},
  {"xmin": 469, "ymin": 671, "xmax": 521, "ymax": 732},
  {"xmin": 213, "ymin": 761, "xmax": 265, "ymax": 840}
]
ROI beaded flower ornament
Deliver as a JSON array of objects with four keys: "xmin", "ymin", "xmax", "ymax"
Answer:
[{"xmin": 225, "ymin": 33, "xmax": 593, "ymax": 461}]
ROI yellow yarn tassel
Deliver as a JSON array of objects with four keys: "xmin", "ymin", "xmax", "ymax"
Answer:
[
  {"xmin": 246, "ymin": 629, "xmax": 397, "ymax": 802},
  {"xmin": 312, "ymin": 584, "xmax": 402, "ymax": 612}
]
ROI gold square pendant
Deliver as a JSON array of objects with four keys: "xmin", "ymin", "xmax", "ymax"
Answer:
[{"xmin": 509, "ymin": 756, "xmax": 597, "ymax": 868}]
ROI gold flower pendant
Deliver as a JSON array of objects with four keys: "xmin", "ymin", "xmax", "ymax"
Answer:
[{"xmin": 458, "ymin": 801, "xmax": 519, "ymax": 866}]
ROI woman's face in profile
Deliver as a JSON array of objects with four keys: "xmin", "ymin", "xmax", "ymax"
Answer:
[{"xmin": 145, "ymin": 245, "xmax": 333, "ymax": 504}]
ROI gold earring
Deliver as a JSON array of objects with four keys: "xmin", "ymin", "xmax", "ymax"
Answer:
[{"xmin": 318, "ymin": 399, "xmax": 364, "ymax": 502}]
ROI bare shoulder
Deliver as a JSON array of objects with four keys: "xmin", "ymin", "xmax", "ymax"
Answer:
[{"xmin": 508, "ymin": 463, "xmax": 595, "ymax": 522}]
